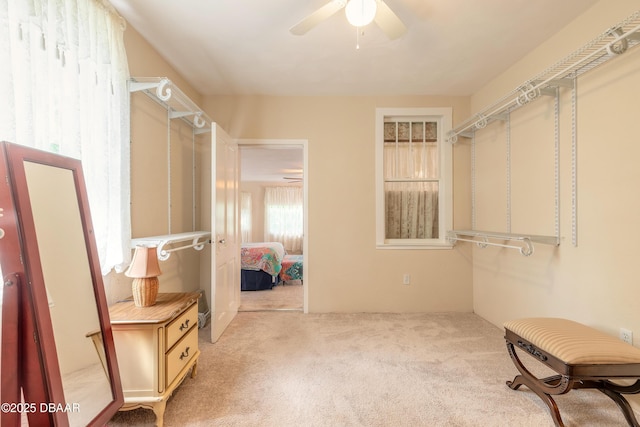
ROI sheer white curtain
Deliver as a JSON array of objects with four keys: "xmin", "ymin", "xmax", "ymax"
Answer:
[
  {"xmin": 264, "ymin": 186, "xmax": 303, "ymax": 253},
  {"xmin": 384, "ymin": 141, "xmax": 438, "ymax": 179},
  {"xmin": 0, "ymin": 0, "xmax": 131, "ymax": 274},
  {"xmin": 240, "ymin": 191, "xmax": 252, "ymax": 243},
  {"xmin": 384, "ymin": 142, "xmax": 439, "ymax": 238}
]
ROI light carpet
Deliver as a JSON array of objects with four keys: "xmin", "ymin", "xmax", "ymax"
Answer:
[
  {"xmin": 239, "ymin": 284, "xmax": 303, "ymax": 312},
  {"xmin": 107, "ymin": 312, "xmax": 630, "ymax": 426}
]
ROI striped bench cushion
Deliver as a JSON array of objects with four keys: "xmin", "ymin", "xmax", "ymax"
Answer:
[{"xmin": 504, "ymin": 318, "xmax": 640, "ymax": 365}]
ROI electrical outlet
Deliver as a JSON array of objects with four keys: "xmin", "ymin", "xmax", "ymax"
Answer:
[
  {"xmin": 620, "ymin": 328, "xmax": 633, "ymax": 345},
  {"xmin": 402, "ymin": 274, "xmax": 410, "ymax": 285}
]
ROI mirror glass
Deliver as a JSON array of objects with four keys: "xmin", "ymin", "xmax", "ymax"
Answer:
[{"xmin": 22, "ymin": 161, "xmax": 114, "ymax": 426}]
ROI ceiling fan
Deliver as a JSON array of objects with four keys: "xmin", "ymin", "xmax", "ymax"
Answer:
[
  {"xmin": 283, "ymin": 176, "xmax": 303, "ymax": 183},
  {"xmin": 290, "ymin": 0, "xmax": 407, "ymax": 40}
]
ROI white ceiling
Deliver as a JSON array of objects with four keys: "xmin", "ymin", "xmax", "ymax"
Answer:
[
  {"xmin": 240, "ymin": 146, "xmax": 303, "ymax": 183},
  {"xmin": 109, "ymin": 0, "xmax": 599, "ymax": 97}
]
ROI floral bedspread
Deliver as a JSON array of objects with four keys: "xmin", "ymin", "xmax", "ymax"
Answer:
[
  {"xmin": 279, "ymin": 254, "xmax": 303, "ymax": 281},
  {"xmin": 240, "ymin": 242, "xmax": 285, "ymax": 276}
]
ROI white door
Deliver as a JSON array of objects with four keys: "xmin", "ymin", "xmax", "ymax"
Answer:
[{"xmin": 209, "ymin": 123, "xmax": 240, "ymax": 342}]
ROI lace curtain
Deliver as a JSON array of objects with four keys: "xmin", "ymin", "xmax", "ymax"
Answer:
[
  {"xmin": 264, "ymin": 186, "xmax": 303, "ymax": 253},
  {"xmin": 384, "ymin": 142, "xmax": 439, "ymax": 239},
  {"xmin": 385, "ymin": 182, "xmax": 439, "ymax": 238},
  {"xmin": 0, "ymin": 0, "xmax": 131, "ymax": 274}
]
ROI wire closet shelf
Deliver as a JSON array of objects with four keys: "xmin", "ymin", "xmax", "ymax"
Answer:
[
  {"xmin": 446, "ymin": 10, "xmax": 640, "ymax": 256},
  {"xmin": 447, "ymin": 10, "xmax": 640, "ymax": 142},
  {"xmin": 128, "ymin": 77, "xmax": 213, "ymax": 259}
]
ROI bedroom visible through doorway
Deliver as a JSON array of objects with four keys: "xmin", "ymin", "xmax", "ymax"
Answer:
[{"xmin": 237, "ymin": 140, "xmax": 308, "ymax": 312}]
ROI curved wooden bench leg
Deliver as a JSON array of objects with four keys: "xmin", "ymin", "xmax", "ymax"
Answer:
[
  {"xmin": 574, "ymin": 379, "xmax": 640, "ymax": 426},
  {"xmin": 599, "ymin": 388, "xmax": 640, "ymax": 427},
  {"xmin": 506, "ymin": 373, "xmax": 525, "ymax": 390},
  {"xmin": 603, "ymin": 379, "xmax": 640, "ymax": 395},
  {"xmin": 602, "ymin": 380, "xmax": 640, "ymax": 427},
  {"xmin": 541, "ymin": 375, "xmax": 564, "ymax": 386},
  {"xmin": 506, "ymin": 342, "xmax": 573, "ymax": 427}
]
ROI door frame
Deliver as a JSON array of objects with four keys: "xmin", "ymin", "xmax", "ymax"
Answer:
[{"xmin": 237, "ymin": 138, "xmax": 309, "ymax": 313}]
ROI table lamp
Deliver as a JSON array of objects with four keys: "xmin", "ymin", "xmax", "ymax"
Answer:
[{"xmin": 125, "ymin": 245, "xmax": 162, "ymax": 307}]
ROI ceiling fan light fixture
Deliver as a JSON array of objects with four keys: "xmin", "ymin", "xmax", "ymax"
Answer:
[{"xmin": 345, "ymin": 0, "xmax": 377, "ymax": 27}]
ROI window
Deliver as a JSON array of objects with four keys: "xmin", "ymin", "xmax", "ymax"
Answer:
[
  {"xmin": 264, "ymin": 186, "xmax": 303, "ymax": 253},
  {"xmin": 240, "ymin": 192, "xmax": 252, "ymax": 243},
  {"xmin": 0, "ymin": 1, "xmax": 131, "ymax": 273},
  {"xmin": 375, "ymin": 108, "xmax": 452, "ymax": 248}
]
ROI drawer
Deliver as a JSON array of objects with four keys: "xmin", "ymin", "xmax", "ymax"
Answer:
[
  {"xmin": 165, "ymin": 326, "xmax": 198, "ymax": 387},
  {"xmin": 165, "ymin": 303, "xmax": 198, "ymax": 350}
]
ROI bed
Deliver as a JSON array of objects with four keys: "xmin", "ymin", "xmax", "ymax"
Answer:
[
  {"xmin": 240, "ymin": 242, "xmax": 285, "ymax": 291},
  {"xmin": 280, "ymin": 254, "xmax": 303, "ymax": 283}
]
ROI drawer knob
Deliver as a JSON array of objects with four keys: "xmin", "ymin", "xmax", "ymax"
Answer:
[
  {"xmin": 179, "ymin": 346, "xmax": 190, "ymax": 360},
  {"xmin": 179, "ymin": 319, "xmax": 190, "ymax": 331}
]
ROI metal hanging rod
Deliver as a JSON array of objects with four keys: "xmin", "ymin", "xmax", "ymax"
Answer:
[
  {"xmin": 447, "ymin": 10, "xmax": 640, "ymax": 143},
  {"xmin": 447, "ymin": 230, "xmax": 559, "ymax": 257},
  {"xmin": 129, "ymin": 77, "xmax": 213, "ymax": 134},
  {"xmin": 159, "ymin": 241, "xmax": 209, "ymax": 258}
]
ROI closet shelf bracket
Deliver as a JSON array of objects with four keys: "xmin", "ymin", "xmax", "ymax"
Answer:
[
  {"xmin": 131, "ymin": 231, "xmax": 211, "ymax": 261},
  {"xmin": 447, "ymin": 230, "xmax": 559, "ymax": 257},
  {"xmin": 129, "ymin": 77, "xmax": 212, "ymax": 133}
]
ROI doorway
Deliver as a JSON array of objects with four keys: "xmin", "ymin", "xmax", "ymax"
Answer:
[{"xmin": 237, "ymin": 139, "xmax": 308, "ymax": 313}]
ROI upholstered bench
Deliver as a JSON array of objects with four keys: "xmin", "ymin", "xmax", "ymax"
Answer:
[{"xmin": 504, "ymin": 318, "xmax": 640, "ymax": 427}]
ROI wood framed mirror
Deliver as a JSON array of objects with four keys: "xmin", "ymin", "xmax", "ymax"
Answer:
[{"xmin": 0, "ymin": 141, "xmax": 123, "ymax": 426}]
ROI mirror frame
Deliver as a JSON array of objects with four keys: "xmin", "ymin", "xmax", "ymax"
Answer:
[{"xmin": 0, "ymin": 141, "xmax": 123, "ymax": 426}]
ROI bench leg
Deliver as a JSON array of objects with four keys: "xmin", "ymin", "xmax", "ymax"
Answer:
[
  {"xmin": 601, "ymin": 388, "xmax": 640, "ymax": 427},
  {"xmin": 506, "ymin": 341, "xmax": 574, "ymax": 427},
  {"xmin": 575, "ymin": 380, "xmax": 640, "ymax": 427}
]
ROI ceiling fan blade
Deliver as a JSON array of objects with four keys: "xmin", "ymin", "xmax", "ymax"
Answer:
[
  {"xmin": 374, "ymin": 0, "xmax": 406, "ymax": 40},
  {"xmin": 290, "ymin": 0, "xmax": 346, "ymax": 35}
]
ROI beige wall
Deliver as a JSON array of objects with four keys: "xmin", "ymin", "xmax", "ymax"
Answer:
[
  {"xmin": 204, "ymin": 95, "xmax": 473, "ymax": 312},
  {"xmin": 469, "ymin": 0, "xmax": 640, "ymax": 344}
]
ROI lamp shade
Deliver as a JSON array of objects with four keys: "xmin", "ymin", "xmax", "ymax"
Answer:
[
  {"xmin": 125, "ymin": 246, "xmax": 162, "ymax": 278},
  {"xmin": 345, "ymin": 0, "xmax": 377, "ymax": 27}
]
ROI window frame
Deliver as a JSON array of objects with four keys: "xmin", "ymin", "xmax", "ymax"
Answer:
[{"xmin": 375, "ymin": 107, "xmax": 453, "ymax": 249}]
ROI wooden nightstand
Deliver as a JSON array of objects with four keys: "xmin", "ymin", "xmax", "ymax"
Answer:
[{"xmin": 109, "ymin": 292, "xmax": 201, "ymax": 427}]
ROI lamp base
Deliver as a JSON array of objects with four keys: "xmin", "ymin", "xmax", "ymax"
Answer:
[{"xmin": 132, "ymin": 277, "xmax": 159, "ymax": 307}]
